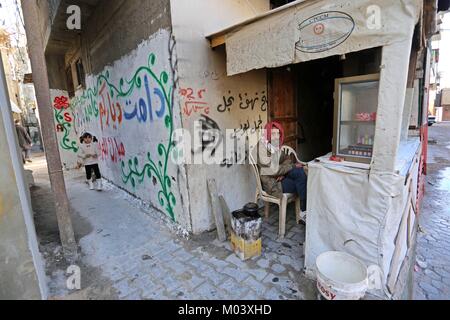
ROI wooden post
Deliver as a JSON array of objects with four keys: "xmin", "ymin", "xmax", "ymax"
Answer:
[
  {"xmin": 207, "ymin": 179, "xmax": 227, "ymax": 242},
  {"xmin": 219, "ymin": 195, "xmax": 232, "ymax": 236}
]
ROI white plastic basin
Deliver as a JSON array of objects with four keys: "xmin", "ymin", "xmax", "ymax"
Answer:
[{"xmin": 316, "ymin": 251, "xmax": 369, "ymax": 300}]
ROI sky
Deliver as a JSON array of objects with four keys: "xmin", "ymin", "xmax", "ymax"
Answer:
[
  {"xmin": 439, "ymin": 12, "xmax": 450, "ymax": 89},
  {"xmin": 0, "ymin": 0, "xmax": 26, "ymax": 47}
]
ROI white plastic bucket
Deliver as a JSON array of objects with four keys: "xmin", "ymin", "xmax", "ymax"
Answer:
[{"xmin": 316, "ymin": 251, "xmax": 375, "ymax": 300}]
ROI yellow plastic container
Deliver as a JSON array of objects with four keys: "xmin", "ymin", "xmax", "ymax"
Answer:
[{"xmin": 231, "ymin": 231, "xmax": 262, "ymax": 261}]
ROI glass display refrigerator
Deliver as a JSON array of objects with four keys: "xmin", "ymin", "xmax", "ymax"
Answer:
[{"xmin": 333, "ymin": 74, "xmax": 380, "ymax": 164}]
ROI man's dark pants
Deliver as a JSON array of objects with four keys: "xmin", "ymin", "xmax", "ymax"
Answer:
[{"xmin": 281, "ymin": 167, "xmax": 307, "ymax": 211}]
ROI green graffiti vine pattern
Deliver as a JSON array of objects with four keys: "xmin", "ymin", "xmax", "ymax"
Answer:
[
  {"xmin": 120, "ymin": 54, "xmax": 175, "ymax": 220},
  {"xmin": 73, "ymin": 53, "xmax": 176, "ymax": 220},
  {"xmin": 54, "ymin": 108, "xmax": 79, "ymax": 153}
]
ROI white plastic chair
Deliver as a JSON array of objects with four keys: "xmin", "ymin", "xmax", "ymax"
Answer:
[
  {"xmin": 249, "ymin": 149, "xmax": 301, "ymax": 239},
  {"xmin": 281, "ymin": 145, "xmax": 307, "ymax": 166}
]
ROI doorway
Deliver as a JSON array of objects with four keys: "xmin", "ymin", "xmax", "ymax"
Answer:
[{"xmin": 268, "ymin": 47, "xmax": 382, "ymax": 162}]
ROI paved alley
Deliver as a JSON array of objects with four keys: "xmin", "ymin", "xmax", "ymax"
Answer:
[
  {"xmin": 414, "ymin": 122, "xmax": 450, "ymax": 300},
  {"xmin": 29, "ymin": 123, "xmax": 450, "ymax": 301},
  {"xmin": 28, "ymin": 158, "xmax": 316, "ymax": 300}
]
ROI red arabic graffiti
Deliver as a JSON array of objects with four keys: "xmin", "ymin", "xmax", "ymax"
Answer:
[
  {"xmin": 99, "ymin": 137, "xmax": 126, "ymax": 163},
  {"xmin": 179, "ymin": 87, "xmax": 210, "ymax": 117},
  {"xmin": 99, "ymin": 82, "xmax": 123, "ymax": 131}
]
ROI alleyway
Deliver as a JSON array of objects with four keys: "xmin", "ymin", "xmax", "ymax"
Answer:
[
  {"xmin": 414, "ymin": 122, "xmax": 450, "ymax": 300},
  {"xmin": 28, "ymin": 158, "xmax": 316, "ymax": 300},
  {"xmin": 28, "ymin": 124, "xmax": 450, "ymax": 301}
]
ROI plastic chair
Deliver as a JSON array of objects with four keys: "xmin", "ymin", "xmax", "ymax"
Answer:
[
  {"xmin": 281, "ymin": 145, "xmax": 308, "ymax": 176},
  {"xmin": 281, "ymin": 145, "xmax": 307, "ymax": 166},
  {"xmin": 249, "ymin": 150, "xmax": 301, "ymax": 239}
]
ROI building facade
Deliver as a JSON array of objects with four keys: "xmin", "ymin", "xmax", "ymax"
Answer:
[
  {"xmin": 39, "ymin": 0, "xmax": 273, "ymax": 233},
  {"xmin": 27, "ymin": 0, "xmax": 449, "ymax": 299},
  {"xmin": 0, "ymin": 52, "xmax": 47, "ymax": 300}
]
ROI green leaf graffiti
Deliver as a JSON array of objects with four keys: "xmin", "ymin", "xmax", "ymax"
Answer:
[
  {"xmin": 73, "ymin": 53, "xmax": 176, "ymax": 220},
  {"xmin": 120, "ymin": 53, "xmax": 176, "ymax": 220},
  {"xmin": 53, "ymin": 103, "xmax": 79, "ymax": 153}
]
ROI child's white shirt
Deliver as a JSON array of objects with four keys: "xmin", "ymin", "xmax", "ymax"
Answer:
[{"xmin": 78, "ymin": 142, "xmax": 99, "ymax": 166}]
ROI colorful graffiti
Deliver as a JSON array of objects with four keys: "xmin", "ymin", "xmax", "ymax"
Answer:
[
  {"xmin": 123, "ymin": 75, "xmax": 166, "ymax": 123},
  {"xmin": 99, "ymin": 137, "xmax": 126, "ymax": 163},
  {"xmin": 53, "ymin": 96, "xmax": 79, "ymax": 153},
  {"xmin": 99, "ymin": 82, "xmax": 123, "ymax": 130},
  {"xmin": 71, "ymin": 89, "xmax": 99, "ymax": 128},
  {"xmin": 180, "ymin": 87, "xmax": 210, "ymax": 117},
  {"xmin": 70, "ymin": 53, "xmax": 176, "ymax": 220},
  {"xmin": 118, "ymin": 53, "xmax": 176, "ymax": 220}
]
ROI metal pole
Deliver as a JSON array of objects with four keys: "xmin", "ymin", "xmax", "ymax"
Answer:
[{"xmin": 21, "ymin": 0, "xmax": 77, "ymax": 259}]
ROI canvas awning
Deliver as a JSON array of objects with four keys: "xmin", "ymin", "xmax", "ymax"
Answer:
[{"xmin": 206, "ymin": 0, "xmax": 422, "ymax": 76}]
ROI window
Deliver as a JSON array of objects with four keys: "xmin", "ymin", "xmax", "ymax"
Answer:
[
  {"xmin": 75, "ymin": 59, "xmax": 85, "ymax": 88},
  {"xmin": 66, "ymin": 66, "xmax": 75, "ymax": 97},
  {"xmin": 432, "ymin": 49, "xmax": 440, "ymax": 63}
]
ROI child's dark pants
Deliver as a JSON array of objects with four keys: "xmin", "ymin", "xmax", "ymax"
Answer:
[{"xmin": 85, "ymin": 164, "xmax": 102, "ymax": 180}]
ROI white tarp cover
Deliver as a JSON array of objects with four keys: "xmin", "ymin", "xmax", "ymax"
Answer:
[
  {"xmin": 10, "ymin": 100, "xmax": 22, "ymax": 113},
  {"xmin": 226, "ymin": 0, "xmax": 421, "ymax": 76},
  {"xmin": 304, "ymin": 154, "xmax": 418, "ymax": 299},
  {"xmin": 223, "ymin": 0, "xmax": 423, "ymax": 298}
]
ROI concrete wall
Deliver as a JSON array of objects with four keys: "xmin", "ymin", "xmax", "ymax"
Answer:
[
  {"xmin": 46, "ymin": 0, "xmax": 272, "ymax": 233},
  {"xmin": 35, "ymin": 0, "xmax": 51, "ymax": 48},
  {"xmin": 82, "ymin": 0, "xmax": 172, "ymax": 75},
  {"xmin": 46, "ymin": 54, "xmax": 67, "ymax": 91},
  {"xmin": 0, "ymin": 43, "xmax": 21, "ymax": 110},
  {"xmin": 60, "ymin": 0, "xmax": 191, "ymax": 229},
  {"xmin": 50, "ymin": 89, "xmax": 79, "ymax": 169},
  {"xmin": 170, "ymin": 0, "xmax": 270, "ymax": 233},
  {"xmin": 0, "ymin": 62, "xmax": 47, "ymax": 299}
]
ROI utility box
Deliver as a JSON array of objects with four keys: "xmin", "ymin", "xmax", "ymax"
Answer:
[{"xmin": 230, "ymin": 204, "xmax": 262, "ymax": 261}]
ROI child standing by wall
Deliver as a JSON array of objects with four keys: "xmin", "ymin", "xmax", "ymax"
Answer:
[{"xmin": 77, "ymin": 132, "xmax": 103, "ymax": 191}]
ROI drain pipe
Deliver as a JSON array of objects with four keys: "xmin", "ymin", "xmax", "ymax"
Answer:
[{"xmin": 21, "ymin": 0, "xmax": 78, "ymax": 260}]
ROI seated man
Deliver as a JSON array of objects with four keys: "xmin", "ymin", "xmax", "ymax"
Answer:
[{"xmin": 251, "ymin": 121, "xmax": 307, "ymax": 222}]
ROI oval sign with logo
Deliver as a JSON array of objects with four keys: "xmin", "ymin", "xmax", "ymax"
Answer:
[{"xmin": 296, "ymin": 11, "xmax": 355, "ymax": 54}]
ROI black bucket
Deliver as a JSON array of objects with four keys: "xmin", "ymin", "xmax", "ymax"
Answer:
[{"xmin": 243, "ymin": 202, "xmax": 260, "ymax": 218}]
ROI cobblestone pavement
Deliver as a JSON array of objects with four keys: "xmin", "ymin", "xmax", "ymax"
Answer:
[
  {"xmin": 414, "ymin": 122, "xmax": 450, "ymax": 300},
  {"xmin": 29, "ymin": 158, "xmax": 316, "ymax": 300}
]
